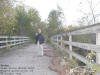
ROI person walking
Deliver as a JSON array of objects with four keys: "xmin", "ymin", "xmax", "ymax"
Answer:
[{"xmin": 37, "ymin": 29, "xmax": 45, "ymax": 56}]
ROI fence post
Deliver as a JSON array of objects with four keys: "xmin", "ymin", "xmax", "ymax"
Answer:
[
  {"xmin": 14, "ymin": 37, "xmax": 16, "ymax": 45},
  {"xmin": 21, "ymin": 37, "xmax": 24, "ymax": 44},
  {"xmin": 96, "ymin": 33, "xmax": 100, "ymax": 64},
  {"xmin": 57, "ymin": 35, "xmax": 59, "ymax": 48},
  {"xmin": 60, "ymin": 35, "xmax": 63, "ymax": 47},
  {"xmin": 6, "ymin": 36, "xmax": 8, "ymax": 46},
  {"xmin": 69, "ymin": 33, "xmax": 72, "ymax": 59},
  {"xmin": 96, "ymin": 33, "xmax": 100, "ymax": 75}
]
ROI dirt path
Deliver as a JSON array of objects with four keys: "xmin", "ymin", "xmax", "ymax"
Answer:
[{"xmin": 0, "ymin": 44, "xmax": 57, "ymax": 75}]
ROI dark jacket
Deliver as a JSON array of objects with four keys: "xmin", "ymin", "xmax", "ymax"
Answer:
[
  {"xmin": 35, "ymin": 35, "xmax": 38, "ymax": 44},
  {"xmin": 37, "ymin": 33, "xmax": 45, "ymax": 44}
]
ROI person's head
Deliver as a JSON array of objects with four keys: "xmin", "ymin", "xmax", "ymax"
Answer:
[{"xmin": 38, "ymin": 28, "xmax": 41, "ymax": 33}]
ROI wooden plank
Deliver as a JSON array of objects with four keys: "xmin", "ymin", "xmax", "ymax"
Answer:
[
  {"xmin": 53, "ymin": 23, "xmax": 100, "ymax": 36},
  {"xmin": 0, "ymin": 36, "xmax": 8, "ymax": 38},
  {"xmin": 58, "ymin": 45, "xmax": 96, "ymax": 65},
  {"xmin": 0, "ymin": 42, "xmax": 25, "ymax": 49},
  {"xmin": 96, "ymin": 33, "xmax": 100, "ymax": 64},
  {"xmin": 0, "ymin": 36, "xmax": 29, "ymax": 39},
  {"xmin": 64, "ymin": 41, "xmax": 100, "ymax": 52},
  {"xmin": 69, "ymin": 33, "xmax": 72, "ymax": 59},
  {"xmin": 51, "ymin": 38, "xmax": 96, "ymax": 65},
  {"xmin": 9, "ymin": 36, "xmax": 29, "ymax": 39},
  {"xmin": 52, "ymin": 39, "xmax": 100, "ymax": 52},
  {"xmin": 0, "ymin": 39, "xmax": 29, "ymax": 43},
  {"xmin": 70, "ymin": 24, "xmax": 100, "ymax": 35},
  {"xmin": 52, "ymin": 39, "xmax": 98, "ymax": 54},
  {"xmin": 0, "ymin": 40, "xmax": 23, "ymax": 43}
]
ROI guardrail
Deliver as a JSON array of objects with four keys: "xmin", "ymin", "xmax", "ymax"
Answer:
[
  {"xmin": 51, "ymin": 23, "xmax": 100, "ymax": 66},
  {"xmin": 0, "ymin": 36, "xmax": 30, "ymax": 49}
]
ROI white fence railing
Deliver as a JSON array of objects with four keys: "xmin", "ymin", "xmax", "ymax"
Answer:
[
  {"xmin": 51, "ymin": 23, "xmax": 100, "ymax": 66},
  {"xmin": 0, "ymin": 36, "xmax": 30, "ymax": 49}
]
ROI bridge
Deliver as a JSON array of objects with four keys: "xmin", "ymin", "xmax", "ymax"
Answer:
[
  {"xmin": 0, "ymin": 23, "xmax": 100, "ymax": 75},
  {"xmin": 0, "ymin": 36, "xmax": 58, "ymax": 75}
]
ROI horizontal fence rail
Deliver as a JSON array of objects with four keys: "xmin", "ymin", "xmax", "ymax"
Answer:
[
  {"xmin": 51, "ymin": 23, "xmax": 100, "ymax": 66},
  {"xmin": 69, "ymin": 23, "xmax": 100, "ymax": 35},
  {"xmin": 0, "ymin": 36, "xmax": 30, "ymax": 49},
  {"xmin": 51, "ymin": 38, "xmax": 96, "ymax": 65}
]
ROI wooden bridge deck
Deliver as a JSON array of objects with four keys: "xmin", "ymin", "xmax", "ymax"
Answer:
[{"xmin": 0, "ymin": 44, "xmax": 57, "ymax": 75}]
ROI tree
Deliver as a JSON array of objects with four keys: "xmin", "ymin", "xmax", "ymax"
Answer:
[
  {"xmin": 28, "ymin": 8, "xmax": 41, "ymax": 26},
  {"xmin": 0, "ymin": 0, "xmax": 15, "ymax": 35},
  {"xmin": 15, "ymin": 6, "xmax": 30, "ymax": 35},
  {"xmin": 48, "ymin": 10, "xmax": 59, "ymax": 36},
  {"xmin": 47, "ymin": 6, "xmax": 64, "ymax": 36},
  {"xmin": 78, "ymin": 0, "xmax": 100, "ymax": 25},
  {"xmin": 15, "ymin": 5, "xmax": 42, "ymax": 38}
]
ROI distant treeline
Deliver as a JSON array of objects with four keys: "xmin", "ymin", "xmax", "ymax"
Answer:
[{"xmin": 0, "ymin": 0, "xmax": 65, "ymax": 42}]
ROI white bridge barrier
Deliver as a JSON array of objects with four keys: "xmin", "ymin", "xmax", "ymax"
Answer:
[
  {"xmin": 51, "ymin": 23, "xmax": 100, "ymax": 66},
  {"xmin": 0, "ymin": 36, "xmax": 30, "ymax": 49},
  {"xmin": 51, "ymin": 23, "xmax": 100, "ymax": 74}
]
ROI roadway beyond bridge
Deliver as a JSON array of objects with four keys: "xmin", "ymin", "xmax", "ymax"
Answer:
[{"xmin": 0, "ymin": 44, "xmax": 57, "ymax": 75}]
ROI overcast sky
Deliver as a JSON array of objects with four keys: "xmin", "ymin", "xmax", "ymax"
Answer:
[{"xmin": 21, "ymin": 0, "xmax": 100, "ymax": 26}]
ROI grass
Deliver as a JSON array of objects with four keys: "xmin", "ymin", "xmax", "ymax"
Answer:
[
  {"xmin": 49, "ymin": 40, "xmax": 78, "ymax": 68},
  {"xmin": 92, "ymin": 64, "xmax": 100, "ymax": 72}
]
